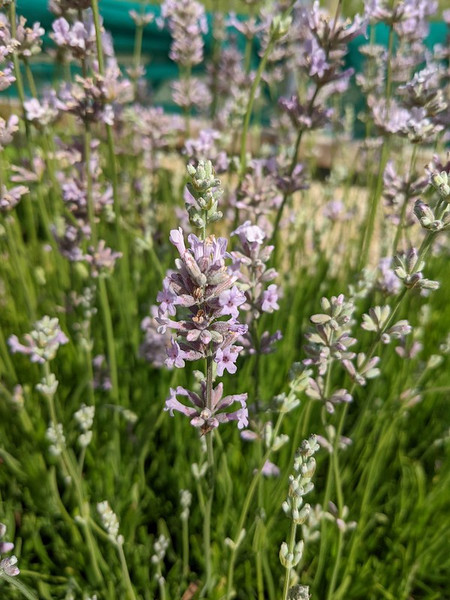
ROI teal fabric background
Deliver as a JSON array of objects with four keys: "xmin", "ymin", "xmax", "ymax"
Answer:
[{"xmin": 3, "ymin": 1, "xmax": 448, "ymax": 110}]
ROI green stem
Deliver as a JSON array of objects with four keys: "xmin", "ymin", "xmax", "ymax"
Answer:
[
  {"xmin": 9, "ymin": 3, "xmax": 30, "ymax": 138},
  {"xmin": 239, "ymin": 38, "xmax": 275, "ymax": 181},
  {"xmin": 270, "ymin": 84, "xmax": 321, "ymax": 247},
  {"xmin": 313, "ymin": 445, "xmax": 334, "ymax": 590},
  {"xmin": 43, "ymin": 363, "xmax": 104, "ymax": 585},
  {"xmin": 359, "ymin": 138, "xmax": 390, "ymax": 269},
  {"xmin": 91, "ymin": 0, "xmax": 136, "ymax": 350},
  {"xmin": 392, "ymin": 145, "xmax": 418, "ymax": 255},
  {"xmin": 84, "ymin": 124, "xmax": 97, "ymax": 245},
  {"xmin": 182, "ymin": 516, "xmax": 190, "ymax": 579},
  {"xmin": 156, "ymin": 565, "xmax": 167, "ymax": 600},
  {"xmin": 132, "ymin": 23, "xmax": 144, "ymax": 96},
  {"xmin": 23, "ymin": 59, "xmax": 37, "ymax": 98},
  {"xmin": 98, "ymin": 278, "xmax": 119, "ymax": 401},
  {"xmin": 201, "ymin": 357, "xmax": 215, "ymax": 596},
  {"xmin": 385, "ymin": 25, "xmax": 395, "ymax": 111},
  {"xmin": 226, "ymin": 411, "xmax": 285, "ymax": 599},
  {"xmin": 0, "ymin": 574, "xmax": 37, "ymax": 600},
  {"xmin": 359, "ymin": 24, "xmax": 395, "ymax": 269},
  {"xmin": 281, "ymin": 522, "xmax": 298, "ymax": 600},
  {"xmin": 4, "ymin": 218, "xmax": 36, "ymax": 320},
  {"xmin": 326, "ymin": 530, "xmax": 344, "ymax": 600},
  {"xmin": 117, "ymin": 541, "xmax": 137, "ymax": 600}
]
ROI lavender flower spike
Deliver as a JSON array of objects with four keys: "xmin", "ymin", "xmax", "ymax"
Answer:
[
  {"xmin": 156, "ymin": 159, "xmax": 249, "ymax": 432},
  {"xmin": 8, "ymin": 316, "xmax": 68, "ymax": 364}
]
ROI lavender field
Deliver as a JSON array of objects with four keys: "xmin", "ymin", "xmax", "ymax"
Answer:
[{"xmin": 0, "ymin": 0, "xmax": 449, "ymax": 598}]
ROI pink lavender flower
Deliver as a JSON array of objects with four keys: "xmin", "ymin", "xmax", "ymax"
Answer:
[
  {"xmin": 165, "ymin": 382, "xmax": 248, "ymax": 435},
  {"xmin": 261, "ymin": 284, "xmax": 279, "ymax": 313},
  {"xmin": 92, "ymin": 355, "xmax": 112, "ymax": 391},
  {"xmin": 0, "ymin": 523, "xmax": 14, "ymax": 556},
  {"xmin": 215, "ymin": 345, "xmax": 243, "ymax": 376},
  {"xmin": 279, "ymin": 95, "xmax": 333, "ymax": 131},
  {"xmin": 0, "ymin": 184, "xmax": 29, "ymax": 212},
  {"xmin": 140, "ymin": 306, "xmax": 173, "ymax": 368},
  {"xmin": 172, "ymin": 78, "xmax": 211, "ymax": 111},
  {"xmin": 83, "ymin": 240, "xmax": 122, "ymax": 278},
  {"xmin": 219, "ymin": 286, "xmax": 246, "ymax": 319},
  {"xmin": 0, "ymin": 523, "xmax": 19, "ymax": 577},
  {"xmin": 184, "ymin": 129, "xmax": 230, "ymax": 173},
  {"xmin": 8, "ymin": 316, "xmax": 68, "ymax": 364},
  {"xmin": 13, "ymin": 17, "xmax": 45, "ymax": 58},
  {"xmin": 166, "ymin": 339, "xmax": 186, "ymax": 369},
  {"xmin": 0, "ymin": 114, "xmax": 19, "ymax": 150},
  {"xmin": 377, "ymin": 257, "xmax": 402, "ymax": 295},
  {"xmin": 51, "ymin": 11, "xmax": 112, "ymax": 60},
  {"xmin": 0, "ymin": 63, "xmax": 15, "ymax": 91},
  {"xmin": 59, "ymin": 74, "xmax": 114, "ymax": 125},
  {"xmin": 24, "ymin": 91, "xmax": 63, "ymax": 128},
  {"xmin": 368, "ymin": 96, "xmax": 410, "ymax": 135}
]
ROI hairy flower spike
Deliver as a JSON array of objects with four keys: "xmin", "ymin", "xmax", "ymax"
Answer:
[
  {"xmin": 185, "ymin": 160, "xmax": 223, "ymax": 229},
  {"xmin": 8, "ymin": 316, "xmax": 68, "ymax": 364},
  {"xmin": 97, "ymin": 501, "xmax": 121, "ymax": 544}
]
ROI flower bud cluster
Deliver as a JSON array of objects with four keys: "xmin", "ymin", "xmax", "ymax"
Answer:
[
  {"xmin": 279, "ymin": 539, "xmax": 304, "ymax": 569},
  {"xmin": 151, "ymin": 534, "xmax": 169, "ymax": 565},
  {"xmin": 282, "ymin": 435, "xmax": 319, "ymax": 527},
  {"xmin": 324, "ymin": 501, "xmax": 357, "ymax": 534},
  {"xmin": 393, "ymin": 249, "xmax": 439, "ymax": 291},
  {"xmin": 304, "ymin": 295, "xmax": 356, "ymax": 375},
  {"xmin": 399, "ymin": 64, "xmax": 447, "ymax": 118},
  {"xmin": 160, "ymin": 0, "xmax": 207, "ymax": 68},
  {"xmin": 46, "ymin": 422, "xmax": 66, "ymax": 456},
  {"xmin": 361, "ymin": 306, "xmax": 412, "ymax": 345},
  {"xmin": 180, "ymin": 490, "xmax": 192, "ymax": 522},
  {"xmin": 0, "ymin": 523, "xmax": 19, "ymax": 578},
  {"xmin": 430, "ymin": 170, "xmax": 450, "ymax": 200},
  {"xmin": 8, "ymin": 316, "xmax": 68, "ymax": 364},
  {"xmin": 280, "ymin": 435, "xmax": 319, "ymax": 570},
  {"xmin": 36, "ymin": 373, "xmax": 59, "ymax": 398},
  {"xmin": 317, "ymin": 425, "xmax": 352, "ymax": 455},
  {"xmin": 97, "ymin": 501, "xmax": 122, "ymax": 545},
  {"xmin": 129, "ymin": 10, "xmax": 154, "ymax": 28},
  {"xmin": 416, "ymin": 156, "xmax": 450, "ymax": 236},
  {"xmin": 185, "ymin": 160, "xmax": 223, "ymax": 231},
  {"xmin": 3, "ymin": 16, "xmax": 45, "ymax": 59},
  {"xmin": 74, "ymin": 403, "xmax": 95, "ymax": 448},
  {"xmin": 342, "ymin": 352, "xmax": 380, "ymax": 387}
]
